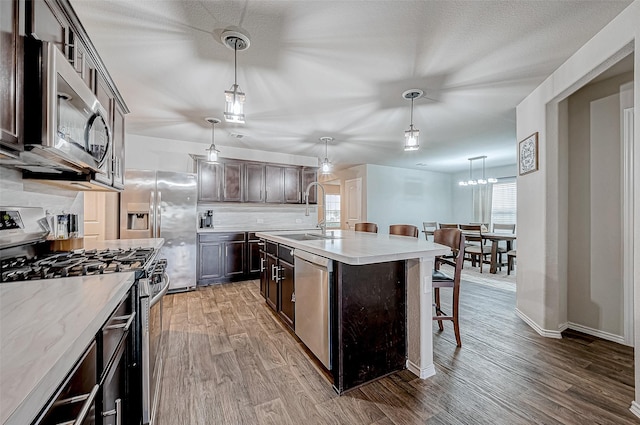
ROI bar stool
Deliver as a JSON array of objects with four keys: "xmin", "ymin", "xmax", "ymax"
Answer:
[
  {"xmin": 389, "ymin": 224, "xmax": 419, "ymax": 238},
  {"xmin": 354, "ymin": 222, "xmax": 378, "ymax": 233}
]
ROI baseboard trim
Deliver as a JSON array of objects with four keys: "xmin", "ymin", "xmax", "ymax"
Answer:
[
  {"xmin": 515, "ymin": 308, "xmax": 563, "ymax": 339},
  {"xmin": 406, "ymin": 360, "xmax": 436, "ymax": 379},
  {"xmin": 566, "ymin": 322, "xmax": 626, "ymax": 345},
  {"xmin": 630, "ymin": 401, "xmax": 640, "ymax": 419}
]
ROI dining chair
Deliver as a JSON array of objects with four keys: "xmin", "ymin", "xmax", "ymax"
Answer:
[
  {"xmin": 459, "ymin": 224, "xmax": 486, "ymax": 273},
  {"xmin": 507, "ymin": 249, "xmax": 517, "ymax": 275},
  {"xmin": 492, "ymin": 223, "xmax": 516, "ymax": 269},
  {"xmin": 432, "ymin": 228, "xmax": 465, "ymax": 347},
  {"xmin": 422, "ymin": 221, "xmax": 437, "ymax": 240},
  {"xmin": 439, "ymin": 223, "xmax": 459, "ymax": 229},
  {"xmin": 389, "ymin": 224, "xmax": 419, "ymax": 238},
  {"xmin": 354, "ymin": 222, "xmax": 378, "ymax": 233}
]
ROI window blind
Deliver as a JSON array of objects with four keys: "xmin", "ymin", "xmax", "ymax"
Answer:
[
  {"xmin": 325, "ymin": 194, "xmax": 341, "ymax": 228},
  {"xmin": 490, "ymin": 180, "xmax": 517, "ymax": 226}
]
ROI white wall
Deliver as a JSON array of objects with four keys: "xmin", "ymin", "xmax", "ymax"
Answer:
[
  {"xmin": 126, "ymin": 134, "xmax": 318, "ymax": 172},
  {"xmin": 515, "ymin": 0, "xmax": 640, "ymax": 410},
  {"xmin": 566, "ymin": 74, "xmax": 632, "ymax": 340},
  {"xmin": 450, "ymin": 164, "xmax": 517, "ymax": 224},
  {"xmin": 365, "ymin": 164, "xmax": 452, "ymax": 233}
]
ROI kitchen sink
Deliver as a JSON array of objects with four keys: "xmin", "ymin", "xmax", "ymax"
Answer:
[{"xmin": 282, "ymin": 233, "xmax": 341, "ymax": 241}]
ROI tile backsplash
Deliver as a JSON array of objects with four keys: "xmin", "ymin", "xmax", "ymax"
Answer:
[{"xmin": 197, "ymin": 204, "xmax": 318, "ymax": 231}]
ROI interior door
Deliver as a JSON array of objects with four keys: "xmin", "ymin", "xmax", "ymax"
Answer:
[{"xmin": 344, "ymin": 177, "xmax": 362, "ymax": 230}]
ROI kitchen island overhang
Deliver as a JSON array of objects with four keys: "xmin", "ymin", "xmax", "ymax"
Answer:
[{"xmin": 255, "ymin": 230, "xmax": 449, "ymax": 392}]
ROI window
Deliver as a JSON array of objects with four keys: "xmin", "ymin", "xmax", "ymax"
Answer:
[
  {"xmin": 490, "ymin": 179, "xmax": 517, "ymax": 226},
  {"xmin": 325, "ymin": 194, "xmax": 341, "ymax": 228}
]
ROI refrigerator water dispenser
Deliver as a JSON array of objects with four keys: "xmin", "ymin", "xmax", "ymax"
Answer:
[{"xmin": 127, "ymin": 213, "xmax": 149, "ymax": 230}]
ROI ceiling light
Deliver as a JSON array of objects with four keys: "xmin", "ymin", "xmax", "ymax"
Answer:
[
  {"xmin": 205, "ymin": 117, "xmax": 221, "ymax": 163},
  {"xmin": 319, "ymin": 136, "xmax": 333, "ymax": 174},
  {"xmin": 402, "ymin": 89, "xmax": 423, "ymax": 151},
  {"xmin": 458, "ymin": 156, "xmax": 498, "ymax": 187},
  {"xmin": 221, "ymin": 30, "xmax": 250, "ymax": 124}
]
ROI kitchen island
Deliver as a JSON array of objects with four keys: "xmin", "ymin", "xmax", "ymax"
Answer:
[{"xmin": 256, "ymin": 229, "xmax": 449, "ymax": 393}]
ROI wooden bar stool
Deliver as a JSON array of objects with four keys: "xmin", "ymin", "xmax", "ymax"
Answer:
[
  {"xmin": 354, "ymin": 222, "xmax": 378, "ymax": 233},
  {"xmin": 389, "ymin": 224, "xmax": 419, "ymax": 238}
]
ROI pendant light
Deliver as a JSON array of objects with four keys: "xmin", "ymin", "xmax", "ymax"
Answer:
[
  {"xmin": 402, "ymin": 89, "xmax": 423, "ymax": 151},
  {"xmin": 221, "ymin": 30, "xmax": 250, "ymax": 124},
  {"xmin": 458, "ymin": 156, "xmax": 498, "ymax": 186},
  {"xmin": 205, "ymin": 117, "xmax": 221, "ymax": 163},
  {"xmin": 319, "ymin": 136, "xmax": 333, "ymax": 174}
]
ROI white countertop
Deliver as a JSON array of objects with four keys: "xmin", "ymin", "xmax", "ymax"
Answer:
[
  {"xmin": 255, "ymin": 230, "xmax": 450, "ymax": 265},
  {"xmin": 83, "ymin": 237, "xmax": 164, "ymax": 251},
  {"xmin": 0, "ymin": 272, "xmax": 136, "ymax": 425}
]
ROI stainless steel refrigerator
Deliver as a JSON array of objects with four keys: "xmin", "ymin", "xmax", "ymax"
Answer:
[{"xmin": 120, "ymin": 170, "xmax": 197, "ymax": 292}]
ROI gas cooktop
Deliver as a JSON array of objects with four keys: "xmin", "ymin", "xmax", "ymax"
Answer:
[{"xmin": 1, "ymin": 247, "xmax": 157, "ymax": 282}]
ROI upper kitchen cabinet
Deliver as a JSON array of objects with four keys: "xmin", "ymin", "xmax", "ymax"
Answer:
[
  {"xmin": 26, "ymin": 0, "xmax": 67, "ymax": 53},
  {"xmin": 302, "ymin": 167, "xmax": 318, "ymax": 204},
  {"xmin": 198, "ymin": 160, "xmax": 223, "ymax": 202},
  {"xmin": 244, "ymin": 162, "xmax": 265, "ymax": 202},
  {"xmin": 0, "ymin": 0, "xmax": 23, "ymax": 151},
  {"xmin": 222, "ymin": 161, "xmax": 243, "ymax": 202},
  {"xmin": 284, "ymin": 166, "xmax": 301, "ymax": 204},
  {"xmin": 265, "ymin": 165, "xmax": 284, "ymax": 203}
]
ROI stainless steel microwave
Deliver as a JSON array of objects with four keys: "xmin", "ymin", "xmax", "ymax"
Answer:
[{"xmin": 22, "ymin": 41, "xmax": 112, "ymax": 185}]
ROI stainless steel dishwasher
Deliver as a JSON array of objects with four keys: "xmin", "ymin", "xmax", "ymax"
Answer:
[{"xmin": 294, "ymin": 249, "xmax": 333, "ymax": 369}]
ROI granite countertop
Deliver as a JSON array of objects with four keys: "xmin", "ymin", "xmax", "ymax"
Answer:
[
  {"xmin": 255, "ymin": 230, "xmax": 450, "ymax": 265},
  {"xmin": 0, "ymin": 272, "xmax": 136, "ymax": 425},
  {"xmin": 83, "ymin": 237, "xmax": 164, "ymax": 251}
]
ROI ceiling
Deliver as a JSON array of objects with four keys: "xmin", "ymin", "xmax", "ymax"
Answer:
[{"xmin": 71, "ymin": 0, "xmax": 633, "ymax": 173}]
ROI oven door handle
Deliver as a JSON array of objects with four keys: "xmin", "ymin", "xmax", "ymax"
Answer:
[{"xmin": 150, "ymin": 272, "xmax": 170, "ymax": 307}]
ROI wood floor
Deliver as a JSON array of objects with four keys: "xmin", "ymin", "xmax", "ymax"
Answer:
[{"xmin": 156, "ymin": 279, "xmax": 637, "ymax": 425}]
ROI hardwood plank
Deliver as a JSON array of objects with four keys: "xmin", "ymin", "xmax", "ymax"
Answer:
[{"xmin": 156, "ymin": 279, "xmax": 636, "ymax": 425}]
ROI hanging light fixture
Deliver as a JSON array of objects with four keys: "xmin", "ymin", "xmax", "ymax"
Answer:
[
  {"xmin": 221, "ymin": 30, "xmax": 250, "ymax": 124},
  {"xmin": 402, "ymin": 89, "xmax": 423, "ymax": 151},
  {"xmin": 205, "ymin": 117, "xmax": 221, "ymax": 162},
  {"xmin": 319, "ymin": 136, "xmax": 333, "ymax": 174},
  {"xmin": 458, "ymin": 156, "xmax": 498, "ymax": 186}
]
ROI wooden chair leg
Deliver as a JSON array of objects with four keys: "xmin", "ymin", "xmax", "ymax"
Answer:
[
  {"xmin": 507, "ymin": 255, "xmax": 514, "ymax": 275},
  {"xmin": 453, "ymin": 285, "xmax": 461, "ymax": 347},
  {"xmin": 434, "ymin": 288, "xmax": 444, "ymax": 332}
]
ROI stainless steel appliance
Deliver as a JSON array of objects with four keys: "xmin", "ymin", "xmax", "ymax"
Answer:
[
  {"xmin": 294, "ymin": 249, "xmax": 332, "ymax": 369},
  {"xmin": 20, "ymin": 42, "xmax": 113, "ymax": 187},
  {"xmin": 120, "ymin": 170, "xmax": 197, "ymax": 292},
  {"xmin": 140, "ymin": 260, "xmax": 169, "ymax": 425}
]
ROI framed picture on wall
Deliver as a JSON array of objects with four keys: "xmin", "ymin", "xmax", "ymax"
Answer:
[{"xmin": 519, "ymin": 132, "xmax": 539, "ymax": 175}]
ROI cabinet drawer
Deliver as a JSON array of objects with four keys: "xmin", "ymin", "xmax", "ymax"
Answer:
[
  {"xmin": 34, "ymin": 341, "xmax": 98, "ymax": 425},
  {"xmin": 101, "ymin": 293, "xmax": 133, "ymax": 380},
  {"xmin": 266, "ymin": 241, "xmax": 278, "ymax": 256},
  {"xmin": 248, "ymin": 232, "xmax": 260, "ymax": 241},
  {"xmin": 278, "ymin": 244, "xmax": 295, "ymax": 264},
  {"xmin": 199, "ymin": 232, "xmax": 246, "ymax": 242}
]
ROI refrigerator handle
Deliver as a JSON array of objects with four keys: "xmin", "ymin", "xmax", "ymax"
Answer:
[
  {"xmin": 150, "ymin": 191, "xmax": 155, "ymax": 238},
  {"xmin": 156, "ymin": 191, "xmax": 162, "ymax": 238}
]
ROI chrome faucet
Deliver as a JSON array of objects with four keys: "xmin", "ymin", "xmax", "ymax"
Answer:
[{"xmin": 305, "ymin": 182, "xmax": 326, "ymax": 236}]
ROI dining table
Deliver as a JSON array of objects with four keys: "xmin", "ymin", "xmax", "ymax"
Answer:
[{"xmin": 481, "ymin": 232, "xmax": 517, "ymax": 273}]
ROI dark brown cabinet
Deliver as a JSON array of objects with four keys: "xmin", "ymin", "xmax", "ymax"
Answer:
[
  {"xmin": 266, "ymin": 253, "xmax": 278, "ymax": 310},
  {"xmin": 260, "ymin": 240, "xmax": 295, "ymax": 330},
  {"xmin": 0, "ymin": 0, "xmax": 23, "ymax": 150},
  {"xmin": 279, "ymin": 259, "xmax": 295, "ymax": 328},
  {"xmin": 247, "ymin": 233, "xmax": 262, "ymax": 276},
  {"xmin": 27, "ymin": 0, "xmax": 67, "ymax": 53},
  {"xmin": 265, "ymin": 165, "xmax": 285, "ymax": 203},
  {"xmin": 244, "ymin": 163, "xmax": 265, "ymax": 202},
  {"xmin": 198, "ymin": 161, "xmax": 222, "ymax": 202},
  {"xmin": 284, "ymin": 167, "xmax": 301, "ymax": 203},
  {"xmin": 222, "ymin": 161, "xmax": 243, "ymax": 202},
  {"xmin": 259, "ymin": 245, "xmax": 268, "ymax": 298},
  {"xmin": 197, "ymin": 233, "xmax": 246, "ymax": 285},
  {"xmin": 302, "ymin": 168, "xmax": 318, "ymax": 204}
]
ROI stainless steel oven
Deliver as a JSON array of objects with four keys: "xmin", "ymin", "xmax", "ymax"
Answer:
[
  {"xmin": 140, "ymin": 259, "xmax": 169, "ymax": 425},
  {"xmin": 22, "ymin": 41, "xmax": 112, "ymax": 183}
]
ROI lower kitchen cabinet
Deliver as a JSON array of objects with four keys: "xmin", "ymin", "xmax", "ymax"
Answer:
[
  {"xmin": 197, "ymin": 233, "xmax": 246, "ymax": 285},
  {"xmin": 247, "ymin": 233, "xmax": 262, "ymax": 276},
  {"xmin": 279, "ymin": 259, "xmax": 295, "ymax": 328},
  {"xmin": 266, "ymin": 252, "xmax": 279, "ymax": 311},
  {"xmin": 260, "ymin": 240, "xmax": 295, "ymax": 330}
]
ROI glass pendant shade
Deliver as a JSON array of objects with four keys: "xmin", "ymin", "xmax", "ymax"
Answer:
[
  {"xmin": 458, "ymin": 155, "xmax": 498, "ymax": 186},
  {"xmin": 321, "ymin": 159, "xmax": 331, "ymax": 174},
  {"xmin": 404, "ymin": 126, "xmax": 419, "ymax": 151},
  {"xmin": 319, "ymin": 136, "xmax": 333, "ymax": 174},
  {"xmin": 207, "ymin": 144, "xmax": 220, "ymax": 162},
  {"xmin": 224, "ymin": 84, "xmax": 245, "ymax": 123}
]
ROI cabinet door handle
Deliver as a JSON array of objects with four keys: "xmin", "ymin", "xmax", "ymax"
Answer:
[
  {"xmin": 260, "ymin": 257, "xmax": 265, "ymax": 272},
  {"xmin": 271, "ymin": 264, "xmax": 277, "ymax": 281},
  {"xmin": 103, "ymin": 312, "xmax": 136, "ymax": 331},
  {"xmin": 102, "ymin": 398, "xmax": 122, "ymax": 425},
  {"xmin": 276, "ymin": 266, "xmax": 282, "ymax": 282},
  {"xmin": 54, "ymin": 384, "xmax": 99, "ymax": 425},
  {"xmin": 291, "ymin": 292, "xmax": 295, "ymax": 303}
]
